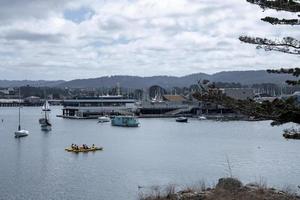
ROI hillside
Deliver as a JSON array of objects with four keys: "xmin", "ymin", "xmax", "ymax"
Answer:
[
  {"xmin": 58, "ymin": 70, "xmax": 294, "ymax": 88},
  {"xmin": 0, "ymin": 70, "xmax": 296, "ymax": 88}
]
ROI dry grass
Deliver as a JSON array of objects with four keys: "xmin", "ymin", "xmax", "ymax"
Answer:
[
  {"xmin": 205, "ymin": 188, "xmax": 298, "ymax": 200},
  {"xmin": 139, "ymin": 178, "xmax": 300, "ymax": 200},
  {"xmin": 138, "ymin": 184, "xmax": 177, "ymax": 200}
]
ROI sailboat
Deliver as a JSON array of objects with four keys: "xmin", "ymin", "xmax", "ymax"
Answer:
[
  {"xmin": 15, "ymin": 89, "xmax": 29, "ymax": 138},
  {"xmin": 42, "ymin": 100, "xmax": 51, "ymax": 111},
  {"xmin": 39, "ymin": 107, "xmax": 52, "ymax": 131}
]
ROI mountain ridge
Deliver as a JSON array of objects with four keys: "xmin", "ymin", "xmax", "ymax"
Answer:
[{"xmin": 0, "ymin": 70, "xmax": 296, "ymax": 88}]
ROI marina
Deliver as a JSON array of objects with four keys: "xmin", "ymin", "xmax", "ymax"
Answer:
[
  {"xmin": 1, "ymin": 0, "xmax": 300, "ymax": 199},
  {"xmin": 0, "ymin": 106, "xmax": 299, "ymax": 199}
]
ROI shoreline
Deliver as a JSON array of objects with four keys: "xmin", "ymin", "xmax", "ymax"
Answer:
[{"xmin": 139, "ymin": 177, "xmax": 300, "ymax": 200}]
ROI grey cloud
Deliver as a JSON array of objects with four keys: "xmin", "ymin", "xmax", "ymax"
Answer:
[
  {"xmin": 0, "ymin": 0, "xmax": 76, "ymax": 22},
  {"xmin": 0, "ymin": 0, "xmax": 299, "ymax": 80},
  {"xmin": 1, "ymin": 30, "xmax": 65, "ymax": 43}
]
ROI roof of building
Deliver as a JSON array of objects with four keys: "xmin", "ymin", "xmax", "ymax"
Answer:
[
  {"xmin": 25, "ymin": 96, "xmax": 40, "ymax": 99},
  {"xmin": 162, "ymin": 95, "xmax": 186, "ymax": 102}
]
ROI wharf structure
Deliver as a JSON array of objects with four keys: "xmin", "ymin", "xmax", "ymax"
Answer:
[
  {"xmin": 58, "ymin": 95, "xmax": 137, "ymax": 119},
  {"xmin": 0, "ymin": 96, "xmax": 44, "ymax": 107},
  {"xmin": 58, "ymin": 94, "xmax": 200, "ymax": 119},
  {"xmin": 137, "ymin": 94, "xmax": 198, "ymax": 117},
  {"xmin": 57, "ymin": 86, "xmax": 267, "ymax": 119},
  {"xmin": 58, "ymin": 92, "xmax": 247, "ymax": 119},
  {"xmin": 0, "ymin": 99, "xmax": 22, "ymax": 107}
]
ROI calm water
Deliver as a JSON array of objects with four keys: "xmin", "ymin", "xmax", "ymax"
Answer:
[{"xmin": 0, "ymin": 106, "xmax": 299, "ymax": 199}]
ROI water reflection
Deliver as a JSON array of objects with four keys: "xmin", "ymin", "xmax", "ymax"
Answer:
[{"xmin": 0, "ymin": 106, "xmax": 299, "ymax": 200}]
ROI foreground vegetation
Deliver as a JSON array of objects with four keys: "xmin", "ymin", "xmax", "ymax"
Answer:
[{"xmin": 139, "ymin": 177, "xmax": 300, "ymax": 200}]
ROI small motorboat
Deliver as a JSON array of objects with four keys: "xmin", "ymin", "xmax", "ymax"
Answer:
[
  {"xmin": 198, "ymin": 115, "xmax": 207, "ymax": 120},
  {"xmin": 98, "ymin": 116, "xmax": 110, "ymax": 123},
  {"xmin": 176, "ymin": 117, "xmax": 188, "ymax": 123}
]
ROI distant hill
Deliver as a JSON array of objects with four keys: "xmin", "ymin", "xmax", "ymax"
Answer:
[
  {"xmin": 0, "ymin": 70, "xmax": 296, "ymax": 88},
  {"xmin": 58, "ymin": 70, "xmax": 295, "ymax": 88},
  {"xmin": 0, "ymin": 80, "xmax": 65, "ymax": 88},
  {"xmin": 57, "ymin": 73, "xmax": 210, "ymax": 89},
  {"xmin": 209, "ymin": 71, "xmax": 295, "ymax": 85}
]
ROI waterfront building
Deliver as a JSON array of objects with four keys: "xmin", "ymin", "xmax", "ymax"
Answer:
[
  {"xmin": 24, "ymin": 96, "xmax": 41, "ymax": 104},
  {"xmin": 162, "ymin": 95, "xmax": 188, "ymax": 103},
  {"xmin": 60, "ymin": 95, "xmax": 137, "ymax": 119},
  {"xmin": 137, "ymin": 94, "xmax": 196, "ymax": 116}
]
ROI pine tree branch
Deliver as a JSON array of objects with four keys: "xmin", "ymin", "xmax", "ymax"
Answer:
[
  {"xmin": 267, "ymin": 68, "xmax": 300, "ymax": 85},
  {"xmin": 261, "ymin": 16, "xmax": 300, "ymax": 25},
  {"xmin": 267, "ymin": 68, "xmax": 300, "ymax": 77},
  {"xmin": 286, "ymin": 80, "xmax": 300, "ymax": 85},
  {"xmin": 193, "ymin": 91, "xmax": 300, "ymax": 124},
  {"xmin": 239, "ymin": 36, "xmax": 300, "ymax": 55},
  {"xmin": 247, "ymin": 0, "xmax": 300, "ymax": 12}
]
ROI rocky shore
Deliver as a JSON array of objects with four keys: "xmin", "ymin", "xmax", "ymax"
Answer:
[{"xmin": 140, "ymin": 178, "xmax": 300, "ymax": 200}]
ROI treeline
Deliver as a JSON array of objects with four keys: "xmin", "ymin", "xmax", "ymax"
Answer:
[{"xmin": 1, "ymin": 81, "xmax": 299, "ymax": 100}]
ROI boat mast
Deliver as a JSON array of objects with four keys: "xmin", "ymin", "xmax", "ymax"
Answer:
[
  {"xmin": 44, "ymin": 105, "xmax": 47, "ymax": 119},
  {"xmin": 18, "ymin": 88, "xmax": 21, "ymax": 131},
  {"xmin": 44, "ymin": 89, "xmax": 47, "ymax": 120}
]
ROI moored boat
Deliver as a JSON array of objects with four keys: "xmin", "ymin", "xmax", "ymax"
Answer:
[
  {"xmin": 15, "ymin": 88, "xmax": 29, "ymax": 138},
  {"xmin": 15, "ymin": 129, "xmax": 29, "ymax": 138},
  {"xmin": 176, "ymin": 117, "xmax": 188, "ymax": 123},
  {"xmin": 198, "ymin": 115, "xmax": 207, "ymax": 120},
  {"xmin": 111, "ymin": 115, "xmax": 139, "ymax": 127},
  {"xmin": 39, "ymin": 107, "xmax": 52, "ymax": 131},
  {"xmin": 98, "ymin": 116, "xmax": 110, "ymax": 123},
  {"xmin": 283, "ymin": 128, "xmax": 300, "ymax": 139}
]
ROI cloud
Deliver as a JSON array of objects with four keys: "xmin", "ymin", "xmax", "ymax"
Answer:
[
  {"xmin": 1, "ymin": 30, "xmax": 65, "ymax": 43},
  {"xmin": 0, "ymin": 0, "xmax": 299, "ymax": 80}
]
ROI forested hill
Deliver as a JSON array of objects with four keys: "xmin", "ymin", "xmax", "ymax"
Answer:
[
  {"xmin": 58, "ymin": 70, "xmax": 295, "ymax": 88},
  {"xmin": 0, "ymin": 70, "xmax": 296, "ymax": 88}
]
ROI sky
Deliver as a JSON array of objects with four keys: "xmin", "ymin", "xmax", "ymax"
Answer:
[{"xmin": 0, "ymin": 0, "xmax": 299, "ymax": 80}]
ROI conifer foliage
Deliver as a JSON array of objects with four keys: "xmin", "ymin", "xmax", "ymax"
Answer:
[{"xmin": 239, "ymin": 0, "xmax": 300, "ymax": 85}]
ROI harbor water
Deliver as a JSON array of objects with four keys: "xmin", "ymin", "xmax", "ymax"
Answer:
[{"xmin": 0, "ymin": 106, "xmax": 299, "ymax": 199}]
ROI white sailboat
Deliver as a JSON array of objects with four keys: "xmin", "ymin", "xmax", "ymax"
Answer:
[
  {"xmin": 15, "ymin": 89, "xmax": 29, "ymax": 138},
  {"xmin": 42, "ymin": 100, "xmax": 51, "ymax": 111}
]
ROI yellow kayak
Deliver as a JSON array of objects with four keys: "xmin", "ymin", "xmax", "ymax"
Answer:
[{"xmin": 65, "ymin": 147, "xmax": 103, "ymax": 153}]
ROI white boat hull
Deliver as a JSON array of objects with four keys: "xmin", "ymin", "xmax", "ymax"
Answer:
[
  {"xmin": 98, "ymin": 116, "xmax": 110, "ymax": 123},
  {"xmin": 15, "ymin": 130, "xmax": 29, "ymax": 138},
  {"xmin": 198, "ymin": 116, "xmax": 207, "ymax": 120}
]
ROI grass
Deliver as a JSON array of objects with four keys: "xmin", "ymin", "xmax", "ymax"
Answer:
[{"xmin": 139, "ymin": 178, "xmax": 300, "ymax": 200}]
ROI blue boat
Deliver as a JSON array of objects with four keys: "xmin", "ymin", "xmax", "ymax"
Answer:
[{"xmin": 111, "ymin": 116, "xmax": 139, "ymax": 127}]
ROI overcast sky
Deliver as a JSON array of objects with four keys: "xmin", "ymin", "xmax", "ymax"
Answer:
[{"xmin": 0, "ymin": 0, "xmax": 299, "ymax": 80}]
